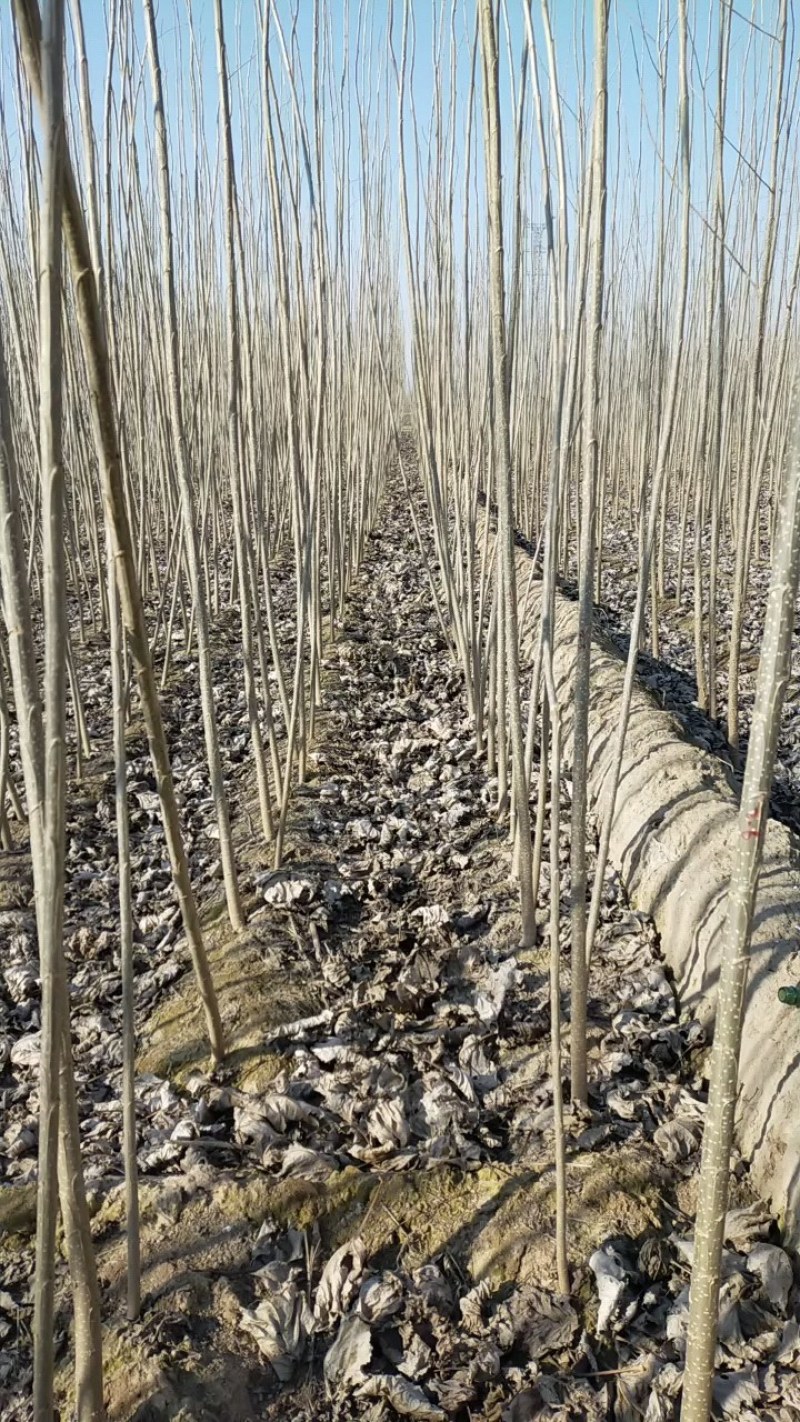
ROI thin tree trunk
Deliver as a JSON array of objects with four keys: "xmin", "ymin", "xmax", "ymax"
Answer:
[
  {"xmin": 107, "ymin": 521, "xmax": 140, "ymax": 1318},
  {"xmin": 142, "ymin": 0, "xmax": 244, "ymax": 931},
  {"xmin": 479, "ymin": 0, "xmax": 535, "ymax": 948},
  {"xmin": 37, "ymin": 5, "xmax": 104, "ymax": 1415},
  {"xmin": 32, "ymin": 3, "xmax": 69, "ymax": 1408},
  {"xmin": 683, "ymin": 379, "xmax": 800, "ymax": 1418},
  {"xmin": 2, "ymin": 8, "xmax": 105, "ymax": 1410},
  {"xmin": 12, "ymin": 0, "xmax": 225, "ymax": 1065},
  {"xmin": 569, "ymin": 0, "xmax": 609, "ymax": 1107}
]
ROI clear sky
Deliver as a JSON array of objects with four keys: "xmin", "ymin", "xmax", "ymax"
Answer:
[
  {"xmin": 0, "ymin": 2, "xmax": 793, "ymax": 306},
  {"xmin": 68, "ymin": 4, "xmax": 784, "ymax": 220}
]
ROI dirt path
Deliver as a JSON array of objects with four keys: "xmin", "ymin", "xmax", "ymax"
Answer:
[{"xmin": 2, "ymin": 479, "xmax": 799, "ymax": 1421}]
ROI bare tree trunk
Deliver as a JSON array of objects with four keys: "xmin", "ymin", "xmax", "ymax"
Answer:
[
  {"xmin": 3, "ymin": 6, "xmax": 105, "ymax": 1410},
  {"xmin": 31, "ymin": 5, "xmax": 68, "ymax": 1408},
  {"xmin": 142, "ymin": 0, "xmax": 244, "ymax": 931},
  {"xmin": 584, "ymin": 0, "xmax": 691, "ymax": 969},
  {"xmin": 569, "ymin": 0, "xmax": 609, "ymax": 1107},
  {"xmin": 479, "ymin": 0, "xmax": 535, "ymax": 948},
  {"xmin": 683, "ymin": 378, "xmax": 800, "ymax": 1418},
  {"xmin": 107, "ymin": 520, "xmax": 140, "ymax": 1318},
  {"xmin": 726, "ymin": 0, "xmax": 789, "ymax": 754},
  {"xmin": 12, "ymin": 0, "xmax": 225, "ymax": 1065},
  {"xmin": 36, "ymin": 5, "xmax": 103, "ymax": 1415},
  {"xmin": 215, "ymin": 0, "xmax": 274, "ymax": 851}
]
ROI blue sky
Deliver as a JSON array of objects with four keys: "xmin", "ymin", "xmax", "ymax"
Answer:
[
  {"xmin": 103, "ymin": 7, "xmax": 782, "ymax": 204},
  {"xmin": 0, "ymin": 2, "xmax": 793, "ymax": 304}
]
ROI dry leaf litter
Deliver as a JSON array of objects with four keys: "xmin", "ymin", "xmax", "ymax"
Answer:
[{"xmin": 1, "ymin": 481, "xmax": 799, "ymax": 1420}]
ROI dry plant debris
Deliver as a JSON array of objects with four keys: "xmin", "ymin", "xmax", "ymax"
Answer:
[{"xmin": 3, "ymin": 482, "xmax": 800, "ymax": 1421}]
